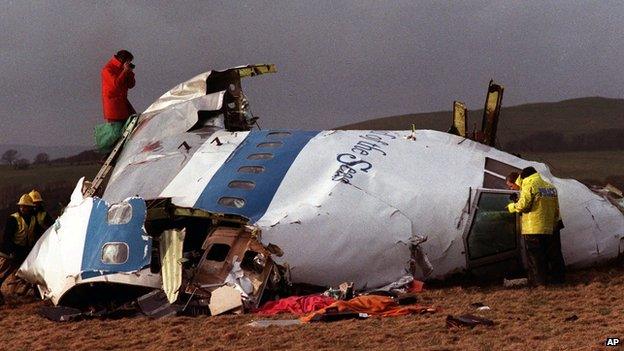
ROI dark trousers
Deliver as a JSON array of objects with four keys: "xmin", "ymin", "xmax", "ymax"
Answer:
[{"xmin": 523, "ymin": 233, "xmax": 566, "ymax": 285}]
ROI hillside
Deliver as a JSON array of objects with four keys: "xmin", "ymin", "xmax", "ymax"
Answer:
[{"xmin": 339, "ymin": 97, "xmax": 624, "ymax": 152}]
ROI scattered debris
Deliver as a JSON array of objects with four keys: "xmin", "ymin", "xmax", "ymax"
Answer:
[
  {"xmin": 446, "ymin": 314, "xmax": 495, "ymax": 328},
  {"xmin": 137, "ymin": 290, "xmax": 181, "ymax": 318},
  {"xmin": 209, "ymin": 285, "xmax": 244, "ymax": 315},
  {"xmin": 469, "ymin": 302, "xmax": 491, "ymax": 311},
  {"xmin": 564, "ymin": 314, "xmax": 579, "ymax": 322},
  {"xmin": 39, "ymin": 306, "xmax": 85, "ymax": 322},
  {"xmin": 368, "ymin": 275, "xmax": 425, "ymax": 296},
  {"xmin": 247, "ymin": 319, "xmax": 302, "ymax": 327},
  {"xmin": 309, "ymin": 309, "xmax": 369, "ymax": 323},
  {"xmin": 406, "ymin": 124, "xmax": 417, "ymax": 141},
  {"xmin": 503, "ymin": 277, "xmax": 528, "ymax": 288},
  {"xmin": 396, "ymin": 292, "xmax": 419, "ymax": 305},
  {"xmin": 323, "ymin": 282, "xmax": 354, "ymax": 300},
  {"xmin": 160, "ymin": 228, "xmax": 186, "ymax": 303},
  {"xmin": 186, "ymin": 226, "xmax": 280, "ymax": 312}
]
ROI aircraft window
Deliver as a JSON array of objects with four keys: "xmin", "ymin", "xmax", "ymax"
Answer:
[
  {"xmin": 257, "ymin": 141, "xmax": 283, "ymax": 148},
  {"xmin": 101, "ymin": 242, "xmax": 129, "ymax": 264},
  {"xmin": 483, "ymin": 158, "xmax": 521, "ymax": 189},
  {"xmin": 238, "ymin": 166, "xmax": 265, "ymax": 174},
  {"xmin": 466, "ymin": 192, "xmax": 517, "ymax": 260},
  {"xmin": 107, "ymin": 203, "xmax": 132, "ymax": 225},
  {"xmin": 206, "ymin": 243, "xmax": 230, "ymax": 262},
  {"xmin": 266, "ymin": 131, "xmax": 291, "ymax": 139},
  {"xmin": 483, "ymin": 172, "xmax": 508, "ymax": 189},
  {"xmin": 218, "ymin": 197, "xmax": 246, "ymax": 208},
  {"xmin": 485, "ymin": 157, "xmax": 520, "ymax": 177},
  {"xmin": 228, "ymin": 180, "xmax": 256, "ymax": 190},
  {"xmin": 247, "ymin": 153, "xmax": 273, "ymax": 160}
]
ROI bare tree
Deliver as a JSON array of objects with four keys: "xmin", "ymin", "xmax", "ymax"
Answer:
[
  {"xmin": 34, "ymin": 152, "xmax": 50, "ymax": 165},
  {"xmin": 1, "ymin": 149, "xmax": 18, "ymax": 165}
]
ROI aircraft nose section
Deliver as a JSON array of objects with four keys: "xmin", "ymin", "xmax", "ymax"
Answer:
[{"xmin": 18, "ymin": 180, "xmax": 152, "ymax": 304}]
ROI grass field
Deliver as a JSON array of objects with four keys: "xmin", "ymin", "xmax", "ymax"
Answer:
[
  {"xmin": 1, "ymin": 265, "xmax": 623, "ymax": 350},
  {"xmin": 0, "ymin": 164, "xmax": 100, "ymax": 189}
]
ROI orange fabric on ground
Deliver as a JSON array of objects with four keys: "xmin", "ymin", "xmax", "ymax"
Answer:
[{"xmin": 301, "ymin": 295, "xmax": 435, "ymax": 322}]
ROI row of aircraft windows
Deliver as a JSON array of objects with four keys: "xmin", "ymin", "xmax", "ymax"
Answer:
[{"xmin": 218, "ymin": 131, "xmax": 291, "ymax": 209}]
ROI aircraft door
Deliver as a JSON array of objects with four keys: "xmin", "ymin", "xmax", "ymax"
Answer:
[{"xmin": 463, "ymin": 189, "xmax": 524, "ymax": 279}]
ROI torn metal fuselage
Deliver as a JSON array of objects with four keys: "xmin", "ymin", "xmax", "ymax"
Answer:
[
  {"xmin": 17, "ymin": 64, "xmax": 624, "ymax": 314},
  {"xmin": 146, "ymin": 200, "xmax": 282, "ymax": 314}
]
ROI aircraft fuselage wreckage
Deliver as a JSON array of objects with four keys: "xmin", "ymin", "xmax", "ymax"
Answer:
[{"xmin": 18, "ymin": 65, "xmax": 624, "ymax": 316}]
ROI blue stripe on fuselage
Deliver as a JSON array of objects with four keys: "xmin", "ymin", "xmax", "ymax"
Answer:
[{"xmin": 193, "ymin": 130, "xmax": 319, "ymax": 223}]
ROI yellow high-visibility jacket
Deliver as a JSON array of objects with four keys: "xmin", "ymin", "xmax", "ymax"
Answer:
[
  {"xmin": 10, "ymin": 212, "xmax": 36, "ymax": 247},
  {"xmin": 507, "ymin": 173, "xmax": 559, "ymax": 235}
]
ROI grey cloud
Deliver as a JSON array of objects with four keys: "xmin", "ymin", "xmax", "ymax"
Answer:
[{"xmin": 0, "ymin": 0, "xmax": 622, "ymax": 146}]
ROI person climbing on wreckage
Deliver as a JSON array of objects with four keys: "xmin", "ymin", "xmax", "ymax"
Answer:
[
  {"xmin": 95, "ymin": 49, "xmax": 137, "ymax": 153},
  {"xmin": 507, "ymin": 167, "xmax": 566, "ymax": 286}
]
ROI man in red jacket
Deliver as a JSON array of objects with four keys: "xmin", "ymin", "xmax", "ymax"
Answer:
[{"xmin": 101, "ymin": 50, "xmax": 136, "ymax": 122}]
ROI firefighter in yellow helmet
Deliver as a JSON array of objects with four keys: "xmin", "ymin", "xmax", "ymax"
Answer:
[
  {"xmin": 0, "ymin": 194, "xmax": 37, "ymax": 304},
  {"xmin": 507, "ymin": 167, "xmax": 565, "ymax": 285},
  {"xmin": 28, "ymin": 190, "xmax": 53, "ymax": 237}
]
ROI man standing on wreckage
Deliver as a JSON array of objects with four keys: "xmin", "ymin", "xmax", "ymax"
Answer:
[{"xmin": 507, "ymin": 167, "xmax": 566, "ymax": 286}]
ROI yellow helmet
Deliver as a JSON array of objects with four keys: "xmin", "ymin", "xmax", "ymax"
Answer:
[
  {"xmin": 29, "ymin": 190, "xmax": 43, "ymax": 203},
  {"xmin": 17, "ymin": 194, "xmax": 35, "ymax": 207}
]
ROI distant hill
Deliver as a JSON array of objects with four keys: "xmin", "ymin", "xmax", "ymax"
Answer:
[
  {"xmin": 0, "ymin": 144, "xmax": 90, "ymax": 163},
  {"xmin": 339, "ymin": 97, "xmax": 624, "ymax": 152}
]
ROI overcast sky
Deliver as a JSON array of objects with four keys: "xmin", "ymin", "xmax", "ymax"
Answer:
[{"xmin": 1, "ymin": 1, "xmax": 622, "ymax": 147}]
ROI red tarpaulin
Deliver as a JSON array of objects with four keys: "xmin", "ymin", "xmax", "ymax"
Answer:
[{"xmin": 255, "ymin": 294, "xmax": 337, "ymax": 316}]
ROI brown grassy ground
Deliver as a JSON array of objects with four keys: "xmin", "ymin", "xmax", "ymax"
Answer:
[{"xmin": 1, "ymin": 264, "xmax": 623, "ymax": 351}]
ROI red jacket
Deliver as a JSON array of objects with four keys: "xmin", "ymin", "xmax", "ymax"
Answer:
[{"xmin": 101, "ymin": 56, "xmax": 136, "ymax": 121}]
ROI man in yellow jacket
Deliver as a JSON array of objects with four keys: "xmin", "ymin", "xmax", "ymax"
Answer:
[
  {"xmin": 0, "ymin": 194, "xmax": 37, "ymax": 304},
  {"xmin": 29, "ymin": 190, "xmax": 53, "ymax": 238},
  {"xmin": 507, "ymin": 167, "xmax": 565, "ymax": 285}
]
